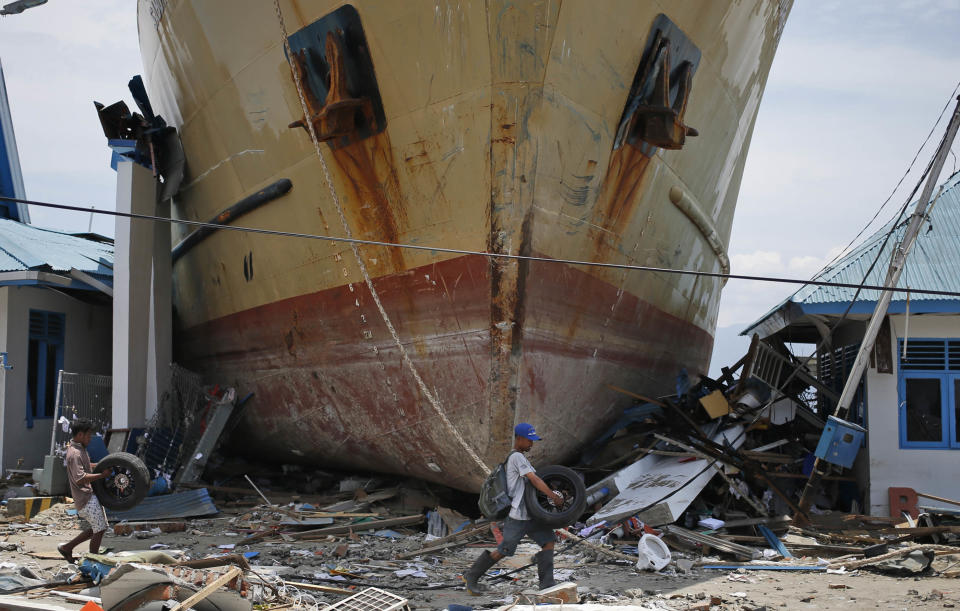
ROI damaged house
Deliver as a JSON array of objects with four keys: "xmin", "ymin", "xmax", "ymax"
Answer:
[
  {"xmin": 0, "ymin": 59, "xmax": 114, "ymax": 473},
  {"xmin": 743, "ymin": 170, "xmax": 960, "ymax": 518}
]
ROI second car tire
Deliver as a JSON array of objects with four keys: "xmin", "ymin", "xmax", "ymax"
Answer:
[
  {"xmin": 92, "ymin": 452, "xmax": 150, "ymax": 511},
  {"xmin": 523, "ymin": 464, "xmax": 587, "ymax": 527}
]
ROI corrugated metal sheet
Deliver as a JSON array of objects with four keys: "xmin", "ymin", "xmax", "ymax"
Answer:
[
  {"xmin": 106, "ymin": 488, "xmax": 218, "ymax": 522},
  {"xmin": 745, "ymin": 170, "xmax": 960, "ymax": 336},
  {"xmin": 798, "ymin": 170, "xmax": 960, "ymax": 304},
  {"xmin": 0, "ymin": 218, "xmax": 113, "ymax": 274}
]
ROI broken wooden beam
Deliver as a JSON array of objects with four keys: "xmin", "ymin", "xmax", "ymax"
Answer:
[
  {"xmin": 827, "ymin": 544, "xmax": 960, "ymax": 570},
  {"xmin": 176, "ymin": 554, "xmax": 251, "ymax": 571},
  {"xmin": 291, "ymin": 514, "xmax": 424, "ymax": 539},
  {"xmin": 556, "ymin": 528, "xmax": 639, "ymax": 563},
  {"xmin": 395, "ymin": 523, "xmax": 490, "ymax": 559},
  {"xmin": 114, "ymin": 521, "xmax": 187, "ymax": 536},
  {"xmin": 169, "ymin": 566, "xmax": 243, "ymax": 611},
  {"xmin": 916, "ymin": 491, "xmax": 960, "ymax": 508},
  {"xmin": 282, "ymin": 580, "xmax": 353, "ymax": 595},
  {"xmin": 661, "ymin": 525, "xmax": 760, "ymax": 561}
]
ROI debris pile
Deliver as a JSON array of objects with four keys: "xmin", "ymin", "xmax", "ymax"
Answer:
[{"xmin": 5, "ymin": 347, "xmax": 960, "ymax": 610}]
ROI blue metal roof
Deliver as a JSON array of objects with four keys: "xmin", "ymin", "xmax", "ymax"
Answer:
[
  {"xmin": 0, "ymin": 217, "xmax": 113, "ymax": 279},
  {"xmin": 744, "ymin": 170, "xmax": 960, "ymax": 337},
  {"xmin": 0, "ymin": 59, "xmax": 29, "ymax": 222}
]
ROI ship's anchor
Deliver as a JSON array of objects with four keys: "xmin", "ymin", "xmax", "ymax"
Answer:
[
  {"xmin": 619, "ymin": 31, "xmax": 699, "ymax": 151},
  {"xmin": 288, "ymin": 31, "xmax": 373, "ymax": 143}
]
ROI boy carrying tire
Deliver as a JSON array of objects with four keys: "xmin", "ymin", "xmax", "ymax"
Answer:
[
  {"xmin": 463, "ymin": 422, "xmax": 564, "ymax": 595},
  {"xmin": 58, "ymin": 419, "xmax": 112, "ymax": 563}
]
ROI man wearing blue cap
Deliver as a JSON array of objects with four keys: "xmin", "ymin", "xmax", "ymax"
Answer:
[{"xmin": 463, "ymin": 422, "xmax": 564, "ymax": 595}]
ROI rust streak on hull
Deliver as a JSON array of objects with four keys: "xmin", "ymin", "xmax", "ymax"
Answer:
[
  {"xmin": 329, "ymin": 133, "xmax": 408, "ymax": 272},
  {"xmin": 591, "ymin": 145, "xmax": 655, "ymax": 253}
]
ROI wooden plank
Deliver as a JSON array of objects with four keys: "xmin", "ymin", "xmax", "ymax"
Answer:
[
  {"xmin": 114, "ymin": 521, "xmax": 187, "ymax": 536},
  {"xmin": 169, "ymin": 566, "xmax": 242, "ymax": 611},
  {"xmin": 282, "ymin": 580, "xmax": 353, "ymax": 595},
  {"xmin": 720, "ymin": 516, "xmax": 791, "ymax": 529},
  {"xmin": 299, "ymin": 512, "xmax": 380, "ymax": 518},
  {"xmin": 421, "ymin": 523, "xmax": 490, "ymax": 547},
  {"xmin": 556, "ymin": 528, "xmax": 638, "ymax": 563},
  {"xmin": 395, "ymin": 540, "xmax": 468, "ymax": 560},
  {"xmin": 395, "ymin": 522, "xmax": 489, "ymax": 559},
  {"xmin": 916, "ymin": 491, "xmax": 960, "ymax": 508},
  {"xmin": 876, "ymin": 526, "xmax": 960, "ymax": 536},
  {"xmin": 176, "ymin": 555, "xmax": 251, "ymax": 571},
  {"xmin": 291, "ymin": 514, "xmax": 424, "ymax": 539},
  {"xmin": 741, "ymin": 452, "xmax": 794, "ymax": 464},
  {"xmin": 765, "ymin": 472, "xmax": 856, "ymax": 482},
  {"xmin": 661, "ymin": 525, "xmax": 760, "ymax": 561}
]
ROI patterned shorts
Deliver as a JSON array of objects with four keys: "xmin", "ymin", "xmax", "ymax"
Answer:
[{"xmin": 77, "ymin": 496, "xmax": 108, "ymax": 534}]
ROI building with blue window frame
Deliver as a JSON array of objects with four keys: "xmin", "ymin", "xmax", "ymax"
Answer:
[
  {"xmin": 0, "ymin": 219, "xmax": 114, "ymax": 472},
  {"xmin": 744, "ymin": 170, "xmax": 960, "ymax": 517},
  {"xmin": 0, "ymin": 59, "xmax": 113, "ymax": 473}
]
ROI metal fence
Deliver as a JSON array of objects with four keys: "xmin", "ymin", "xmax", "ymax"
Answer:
[
  {"xmin": 48, "ymin": 371, "xmax": 112, "ymax": 458},
  {"xmin": 137, "ymin": 364, "xmax": 209, "ymax": 479},
  {"xmin": 47, "ymin": 365, "xmax": 211, "ymax": 482}
]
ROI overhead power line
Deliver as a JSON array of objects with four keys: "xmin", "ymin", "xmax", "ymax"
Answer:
[{"xmin": 2, "ymin": 193, "xmax": 958, "ymax": 299}]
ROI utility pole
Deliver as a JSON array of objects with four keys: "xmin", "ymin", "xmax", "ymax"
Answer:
[{"xmin": 796, "ymin": 96, "xmax": 960, "ymax": 520}]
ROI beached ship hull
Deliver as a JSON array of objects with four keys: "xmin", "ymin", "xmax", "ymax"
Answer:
[{"xmin": 138, "ymin": 0, "xmax": 789, "ymax": 490}]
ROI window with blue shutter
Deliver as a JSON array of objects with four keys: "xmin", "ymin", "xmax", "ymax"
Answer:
[
  {"xmin": 25, "ymin": 310, "xmax": 65, "ymax": 428},
  {"xmin": 898, "ymin": 339, "xmax": 960, "ymax": 449}
]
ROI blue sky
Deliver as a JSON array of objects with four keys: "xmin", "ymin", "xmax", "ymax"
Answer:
[{"xmin": 1, "ymin": 1, "xmax": 959, "ymax": 375}]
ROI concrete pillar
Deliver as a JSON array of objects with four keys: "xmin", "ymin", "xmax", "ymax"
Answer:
[
  {"xmin": 0, "ymin": 287, "xmax": 8, "ymax": 471},
  {"xmin": 112, "ymin": 161, "xmax": 157, "ymax": 429},
  {"xmin": 145, "ymin": 196, "xmax": 172, "ymax": 422}
]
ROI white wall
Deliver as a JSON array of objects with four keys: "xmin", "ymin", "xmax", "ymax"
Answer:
[
  {"xmin": 0, "ymin": 287, "xmax": 8, "ymax": 474},
  {"xmin": 867, "ymin": 313, "xmax": 960, "ymax": 516},
  {"xmin": 0, "ymin": 285, "xmax": 111, "ymax": 472}
]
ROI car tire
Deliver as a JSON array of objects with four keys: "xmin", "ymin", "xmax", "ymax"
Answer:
[
  {"xmin": 92, "ymin": 452, "xmax": 150, "ymax": 511},
  {"xmin": 523, "ymin": 464, "xmax": 587, "ymax": 527}
]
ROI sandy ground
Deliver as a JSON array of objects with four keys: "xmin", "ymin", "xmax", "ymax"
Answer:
[{"xmin": 3, "ymin": 506, "xmax": 960, "ymax": 610}]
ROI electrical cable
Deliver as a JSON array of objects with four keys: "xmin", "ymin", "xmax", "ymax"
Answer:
[
  {"xmin": 807, "ymin": 79, "xmax": 960, "ymax": 280},
  {"xmin": 2, "ymin": 90, "xmax": 954, "ymax": 533},
  {"xmin": 1, "ymin": 193, "xmax": 958, "ymax": 299}
]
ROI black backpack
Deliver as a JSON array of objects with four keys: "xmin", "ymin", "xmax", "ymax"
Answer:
[{"xmin": 478, "ymin": 451, "xmax": 518, "ymax": 520}]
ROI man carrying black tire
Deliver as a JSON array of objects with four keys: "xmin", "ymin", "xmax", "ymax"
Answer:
[
  {"xmin": 58, "ymin": 419, "xmax": 111, "ymax": 563},
  {"xmin": 463, "ymin": 423, "xmax": 564, "ymax": 595}
]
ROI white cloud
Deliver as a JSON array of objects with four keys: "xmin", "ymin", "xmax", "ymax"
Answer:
[
  {"xmin": 730, "ymin": 250, "xmax": 782, "ymax": 274},
  {"xmin": 772, "ymin": 39, "xmax": 956, "ymax": 101},
  {"xmin": 719, "ymin": 248, "xmax": 848, "ymax": 328}
]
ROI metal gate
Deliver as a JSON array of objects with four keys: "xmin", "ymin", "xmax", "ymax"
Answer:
[{"xmin": 48, "ymin": 371, "xmax": 112, "ymax": 458}]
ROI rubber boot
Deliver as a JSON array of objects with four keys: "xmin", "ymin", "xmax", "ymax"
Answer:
[
  {"xmin": 535, "ymin": 548, "xmax": 556, "ymax": 590},
  {"xmin": 463, "ymin": 550, "xmax": 497, "ymax": 595}
]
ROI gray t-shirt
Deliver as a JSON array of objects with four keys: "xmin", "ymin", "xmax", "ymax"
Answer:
[{"xmin": 506, "ymin": 451, "xmax": 534, "ymax": 520}]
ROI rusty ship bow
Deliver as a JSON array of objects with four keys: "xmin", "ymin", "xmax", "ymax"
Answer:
[{"xmin": 137, "ymin": 0, "xmax": 791, "ymax": 490}]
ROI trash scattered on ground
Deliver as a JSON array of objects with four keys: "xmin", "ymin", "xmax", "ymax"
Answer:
[{"xmin": 1, "ymin": 354, "xmax": 959, "ymax": 609}]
